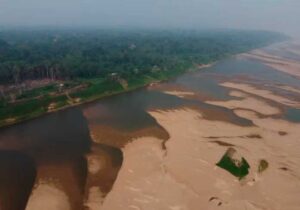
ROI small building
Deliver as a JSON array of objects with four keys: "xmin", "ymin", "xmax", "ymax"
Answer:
[{"xmin": 109, "ymin": 73, "xmax": 120, "ymax": 80}]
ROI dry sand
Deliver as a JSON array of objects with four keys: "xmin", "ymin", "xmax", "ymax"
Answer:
[
  {"xmin": 94, "ymin": 72, "xmax": 300, "ymax": 210},
  {"xmin": 220, "ymin": 82, "xmax": 300, "ymax": 108},
  {"xmin": 242, "ymin": 50, "xmax": 300, "ymax": 78},
  {"xmin": 26, "ymin": 181, "xmax": 71, "ymax": 210},
  {"xmin": 206, "ymin": 93, "xmax": 280, "ymax": 115},
  {"xmin": 25, "ymin": 159, "xmax": 87, "ymax": 210},
  {"xmin": 276, "ymin": 85, "xmax": 300, "ymax": 95},
  {"xmin": 163, "ymin": 90, "xmax": 195, "ymax": 98},
  {"xmin": 84, "ymin": 143, "xmax": 123, "ymax": 209},
  {"xmin": 97, "ymin": 107, "xmax": 300, "ymax": 210},
  {"xmin": 87, "ymin": 124, "xmax": 169, "ymax": 148},
  {"xmin": 85, "ymin": 187, "xmax": 105, "ymax": 210}
]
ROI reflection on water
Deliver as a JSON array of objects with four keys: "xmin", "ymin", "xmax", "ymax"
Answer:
[{"xmin": 285, "ymin": 109, "xmax": 300, "ymax": 122}]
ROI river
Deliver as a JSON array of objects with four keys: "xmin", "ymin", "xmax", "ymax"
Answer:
[{"xmin": 0, "ymin": 41, "xmax": 299, "ymax": 210}]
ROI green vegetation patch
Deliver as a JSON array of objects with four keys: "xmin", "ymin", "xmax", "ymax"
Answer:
[
  {"xmin": 16, "ymin": 84, "xmax": 58, "ymax": 100},
  {"xmin": 258, "ymin": 159, "xmax": 269, "ymax": 173},
  {"xmin": 216, "ymin": 148, "xmax": 250, "ymax": 179},
  {"xmin": 71, "ymin": 78, "xmax": 124, "ymax": 100}
]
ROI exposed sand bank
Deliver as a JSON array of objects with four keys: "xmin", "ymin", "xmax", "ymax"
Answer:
[
  {"xmin": 85, "ymin": 186, "xmax": 105, "ymax": 210},
  {"xmin": 84, "ymin": 143, "xmax": 122, "ymax": 208},
  {"xmin": 26, "ymin": 181, "xmax": 71, "ymax": 210},
  {"xmin": 163, "ymin": 90, "xmax": 195, "ymax": 98},
  {"xmin": 96, "ymin": 72, "xmax": 300, "ymax": 210},
  {"xmin": 276, "ymin": 85, "xmax": 300, "ymax": 95},
  {"xmin": 25, "ymin": 158, "xmax": 87, "ymax": 210},
  {"xmin": 206, "ymin": 93, "xmax": 281, "ymax": 115},
  {"xmin": 86, "ymin": 124, "xmax": 169, "ymax": 148},
  {"xmin": 81, "ymin": 51, "xmax": 300, "ymax": 209},
  {"xmin": 98, "ymin": 107, "xmax": 300, "ymax": 210},
  {"xmin": 242, "ymin": 50, "xmax": 300, "ymax": 78},
  {"xmin": 198, "ymin": 63, "xmax": 214, "ymax": 69},
  {"xmin": 220, "ymin": 82, "xmax": 300, "ymax": 108}
]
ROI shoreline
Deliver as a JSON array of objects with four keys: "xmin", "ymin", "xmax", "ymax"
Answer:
[
  {"xmin": 0, "ymin": 84, "xmax": 145, "ymax": 129},
  {"xmin": 0, "ymin": 40, "xmax": 286, "ymax": 129},
  {"xmin": 0, "ymin": 64, "xmax": 214, "ymax": 129}
]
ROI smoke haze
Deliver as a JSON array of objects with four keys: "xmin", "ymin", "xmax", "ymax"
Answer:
[{"xmin": 0, "ymin": 0, "xmax": 299, "ymax": 36}]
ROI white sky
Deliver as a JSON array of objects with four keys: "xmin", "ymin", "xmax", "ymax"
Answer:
[{"xmin": 0, "ymin": 0, "xmax": 299, "ymax": 36}]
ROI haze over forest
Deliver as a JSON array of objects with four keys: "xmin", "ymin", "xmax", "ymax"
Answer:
[{"xmin": 0, "ymin": 0, "xmax": 300, "ymax": 37}]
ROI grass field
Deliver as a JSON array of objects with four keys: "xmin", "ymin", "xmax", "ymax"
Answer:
[{"xmin": 0, "ymin": 62, "xmax": 195, "ymax": 127}]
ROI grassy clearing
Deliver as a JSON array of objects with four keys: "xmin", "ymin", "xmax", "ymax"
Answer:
[{"xmin": 0, "ymin": 61, "xmax": 201, "ymax": 127}]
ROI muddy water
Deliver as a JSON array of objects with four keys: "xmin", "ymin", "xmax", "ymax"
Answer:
[
  {"xmin": 0, "ymin": 108, "xmax": 92, "ymax": 210},
  {"xmin": 0, "ymin": 151, "xmax": 36, "ymax": 210},
  {"xmin": 0, "ymin": 44, "xmax": 299, "ymax": 210}
]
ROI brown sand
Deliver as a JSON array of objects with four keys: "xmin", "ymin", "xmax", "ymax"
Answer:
[
  {"xmin": 25, "ymin": 158, "xmax": 87, "ymax": 210},
  {"xmin": 96, "ymin": 75, "xmax": 300, "ymax": 210},
  {"xmin": 84, "ymin": 143, "xmax": 122, "ymax": 206},
  {"xmin": 26, "ymin": 181, "xmax": 71, "ymax": 210},
  {"xmin": 242, "ymin": 50, "xmax": 300, "ymax": 78},
  {"xmin": 276, "ymin": 85, "xmax": 300, "ymax": 95},
  {"xmin": 163, "ymin": 90, "xmax": 195, "ymax": 98},
  {"xmin": 85, "ymin": 186, "xmax": 105, "ymax": 210},
  {"xmin": 220, "ymin": 82, "xmax": 300, "ymax": 108},
  {"xmin": 87, "ymin": 124, "xmax": 169, "ymax": 148},
  {"xmin": 98, "ymin": 107, "xmax": 300, "ymax": 210},
  {"xmin": 206, "ymin": 93, "xmax": 281, "ymax": 115}
]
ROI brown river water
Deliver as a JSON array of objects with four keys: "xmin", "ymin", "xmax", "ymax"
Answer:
[{"xmin": 0, "ymin": 42, "xmax": 299, "ymax": 210}]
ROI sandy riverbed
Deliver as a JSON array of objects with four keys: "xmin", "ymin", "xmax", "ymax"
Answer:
[
  {"xmin": 241, "ymin": 49, "xmax": 300, "ymax": 78},
  {"xmin": 23, "ymin": 42, "xmax": 300, "ymax": 210},
  {"xmin": 220, "ymin": 82, "xmax": 300, "ymax": 108},
  {"xmin": 98, "ymin": 107, "xmax": 300, "ymax": 210},
  {"xmin": 26, "ymin": 181, "xmax": 71, "ymax": 210},
  {"xmin": 93, "ymin": 68, "xmax": 300, "ymax": 210}
]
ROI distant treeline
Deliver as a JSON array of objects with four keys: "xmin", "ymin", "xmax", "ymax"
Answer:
[{"xmin": 0, "ymin": 29, "xmax": 287, "ymax": 84}]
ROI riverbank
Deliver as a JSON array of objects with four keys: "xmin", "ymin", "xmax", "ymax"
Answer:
[
  {"xmin": 0, "ymin": 63, "xmax": 213, "ymax": 128},
  {"xmin": 0, "ymin": 29, "xmax": 287, "ymax": 128}
]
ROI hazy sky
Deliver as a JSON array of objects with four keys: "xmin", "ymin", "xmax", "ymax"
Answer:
[{"xmin": 0, "ymin": 0, "xmax": 299, "ymax": 36}]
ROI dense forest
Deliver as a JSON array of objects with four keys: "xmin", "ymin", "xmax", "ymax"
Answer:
[
  {"xmin": 0, "ymin": 29, "xmax": 286, "ymax": 84},
  {"xmin": 0, "ymin": 29, "xmax": 287, "ymax": 126}
]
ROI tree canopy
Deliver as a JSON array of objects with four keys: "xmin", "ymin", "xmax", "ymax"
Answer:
[{"xmin": 0, "ymin": 29, "xmax": 286, "ymax": 84}]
